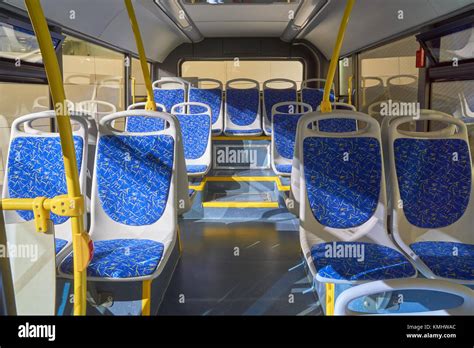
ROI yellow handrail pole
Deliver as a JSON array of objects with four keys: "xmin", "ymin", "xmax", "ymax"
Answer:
[
  {"xmin": 320, "ymin": 0, "xmax": 355, "ymax": 113},
  {"xmin": 124, "ymin": 0, "xmax": 156, "ymax": 111},
  {"xmin": 25, "ymin": 0, "xmax": 89, "ymax": 316}
]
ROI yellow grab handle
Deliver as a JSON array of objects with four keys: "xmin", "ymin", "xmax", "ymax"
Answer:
[
  {"xmin": 25, "ymin": 0, "xmax": 89, "ymax": 316},
  {"xmin": 320, "ymin": 0, "xmax": 355, "ymax": 113},
  {"xmin": 124, "ymin": 0, "xmax": 156, "ymax": 111}
]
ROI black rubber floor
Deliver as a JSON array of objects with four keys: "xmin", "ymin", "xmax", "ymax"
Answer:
[{"xmin": 158, "ymin": 219, "xmax": 322, "ymax": 315}]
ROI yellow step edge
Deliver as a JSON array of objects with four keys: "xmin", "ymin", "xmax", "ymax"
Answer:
[
  {"xmin": 202, "ymin": 201, "xmax": 279, "ymax": 208},
  {"xmin": 189, "ymin": 176, "xmax": 290, "ymax": 192}
]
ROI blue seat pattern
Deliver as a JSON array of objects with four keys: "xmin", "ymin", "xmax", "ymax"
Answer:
[
  {"xmin": 186, "ymin": 164, "xmax": 208, "ymax": 174},
  {"xmin": 410, "ymin": 241, "xmax": 474, "ymax": 281},
  {"xmin": 175, "ymin": 113, "xmax": 210, "ymax": 160},
  {"xmin": 275, "ymin": 164, "xmax": 292, "ymax": 174},
  {"xmin": 303, "ymin": 137, "xmax": 382, "ymax": 228},
  {"xmin": 55, "ymin": 238, "xmax": 68, "ymax": 254},
  {"xmin": 394, "ymin": 139, "xmax": 471, "ymax": 228},
  {"xmin": 301, "ymin": 88, "xmax": 334, "ymax": 110},
  {"xmin": 263, "ymin": 88, "xmax": 297, "ymax": 132},
  {"xmin": 226, "ymin": 88, "xmax": 260, "ymax": 126},
  {"xmin": 153, "ymin": 88, "xmax": 185, "ymax": 112},
  {"xmin": 126, "ymin": 116, "xmax": 165, "ymax": 132},
  {"xmin": 8, "ymin": 136, "xmax": 83, "ymax": 224},
  {"xmin": 189, "ymin": 87, "xmax": 222, "ymax": 126},
  {"xmin": 311, "ymin": 242, "xmax": 416, "ymax": 281},
  {"xmin": 318, "ymin": 118, "xmax": 357, "ymax": 133},
  {"xmin": 225, "ymin": 129, "xmax": 262, "ymax": 135},
  {"xmin": 97, "ymin": 135, "xmax": 174, "ymax": 226},
  {"xmin": 274, "ymin": 112, "xmax": 304, "ymax": 159},
  {"xmin": 60, "ymin": 239, "xmax": 164, "ymax": 278}
]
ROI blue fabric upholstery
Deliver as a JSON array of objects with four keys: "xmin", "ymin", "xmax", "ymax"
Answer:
[
  {"xmin": 8, "ymin": 136, "xmax": 83, "ymax": 224},
  {"xmin": 126, "ymin": 116, "xmax": 165, "ymax": 132},
  {"xmin": 189, "ymin": 87, "xmax": 222, "ymax": 126},
  {"xmin": 263, "ymin": 88, "xmax": 297, "ymax": 132},
  {"xmin": 275, "ymin": 164, "xmax": 292, "ymax": 174},
  {"xmin": 410, "ymin": 241, "xmax": 474, "ymax": 281},
  {"xmin": 301, "ymin": 88, "xmax": 334, "ymax": 110},
  {"xmin": 60, "ymin": 239, "xmax": 164, "ymax": 278},
  {"xmin": 303, "ymin": 137, "xmax": 382, "ymax": 228},
  {"xmin": 274, "ymin": 113, "xmax": 304, "ymax": 159},
  {"xmin": 97, "ymin": 135, "xmax": 174, "ymax": 226},
  {"xmin": 186, "ymin": 164, "xmax": 208, "ymax": 174},
  {"xmin": 153, "ymin": 88, "xmax": 185, "ymax": 112},
  {"xmin": 319, "ymin": 118, "xmax": 357, "ymax": 133},
  {"xmin": 311, "ymin": 242, "xmax": 416, "ymax": 281},
  {"xmin": 55, "ymin": 238, "xmax": 68, "ymax": 254},
  {"xmin": 226, "ymin": 88, "xmax": 260, "ymax": 126},
  {"xmin": 394, "ymin": 139, "xmax": 471, "ymax": 228},
  {"xmin": 225, "ymin": 129, "xmax": 262, "ymax": 135},
  {"xmin": 175, "ymin": 113, "xmax": 210, "ymax": 160},
  {"xmin": 189, "ymin": 189, "xmax": 195, "ymax": 197}
]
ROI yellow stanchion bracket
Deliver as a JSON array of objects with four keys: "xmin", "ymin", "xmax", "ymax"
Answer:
[
  {"xmin": 32, "ymin": 197, "xmax": 50, "ymax": 233},
  {"xmin": 49, "ymin": 195, "xmax": 84, "ymax": 217}
]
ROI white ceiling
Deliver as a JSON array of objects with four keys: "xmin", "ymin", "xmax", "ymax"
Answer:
[
  {"xmin": 2, "ymin": 0, "xmax": 473, "ymax": 62},
  {"xmin": 183, "ymin": 2, "xmax": 299, "ymax": 37}
]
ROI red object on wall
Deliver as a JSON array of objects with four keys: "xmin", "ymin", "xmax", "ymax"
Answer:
[{"xmin": 416, "ymin": 47, "xmax": 426, "ymax": 68}]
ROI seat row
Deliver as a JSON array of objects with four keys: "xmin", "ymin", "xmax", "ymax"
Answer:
[
  {"xmin": 152, "ymin": 77, "xmax": 336, "ymax": 137},
  {"xmin": 288, "ymin": 110, "xmax": 474, "ymax": 314},
  {"xmin": 2, "ymin": 110, "xmax": 192, "ymax": 309}
]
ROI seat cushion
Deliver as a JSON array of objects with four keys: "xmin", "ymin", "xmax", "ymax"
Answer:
[
  {"xmin": 154, "ymin": 88, "xmax": 185, "ymax": 112},
  {"xmin": 186, "ymin": 164, "xmax": 208, "ymax": 174},
  {"xmin": 318, "ymin": 119, "xmax": 357, "ymax": 133},
  {"xmin": 60, "ymin": 239, "xmax": 164, "ymax": 279},
  {"xmin": 263, "ymin": 88, "xmax": 297, "ymax": 125},
  {"xmin": 126, "ymin": 116, "xmax": 165, "ymax": 132},
  {"xmin": 224, "ymin": 129, "xmax": 262, "ymax": 135},
  {"xmin": 410, "ymin": 241, "xmax": 474, "ymax": 281},
  {"xmin": 189, "ymin": 87, "xmax": 222, "ymax": 125},
  {"xmin": 275, "ymin": 164, "xmax": 292, "ymax": 174},
  {"xmin": 176, "ymin": 113, "xmax": 210, "ymax": 160},
  {"xmin": 226, "ymin": 88, "xmax": 259, "ymax": 126},
  {"xmin": 55, "ymin": 238, "xmax": 68, "ymax": 254},
  {"xmin": 311, "ymin": 242, "xmax": 416, "ymax": 281}
]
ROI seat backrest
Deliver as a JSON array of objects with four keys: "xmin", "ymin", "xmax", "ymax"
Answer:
[
  {"xmin": 152, "ymin": 79, "xmax": 187, "ymax": 112},
  {"xmin": 315, "ymin": 102, "xmax": 357, "ymax": 133},
  {"xmin": 294, "ymin": 111, "xmax": 389, "ymax": 243},
  {"xmin": 125, "ymin": 102, "xmax": 167, "ymax": 132},
  {"xmin": 301, "ymin": 78, "xmax": 335, "ymax": 111},
  {"xmin": 2, "ymin": 111, "xmax": 88, "ymax": 242},
  {"xmin": 225, "ymin": 78, "xmax": 261, "ymax": 129},
  {"xmin": 171, "ymin": 102, "xmax": 212, "ymax": 166},
  {"xmin": 272, "ymin": 102, "xmax": 312, "ymax": 160},
  {"xmin": 388, "ymin": 115, "xmax": 474, "ymax": 249},
  {"xmin": 263, "ymin": 79, "xmax": 297, "ymax": 134},
  {"xmin": 387, "ymin": 75, "xmax": 418, "ymax": 102},
  {"xmin": 360, "ymin": 77, "xmax": 386, "ymax": 113},
  {"xmin": 188, "ymin": 79, "xmax": 223, "ymax": 133},
  {"xmin": 91, "ymin": 110, "xmax": 180, "ymax": 240}
]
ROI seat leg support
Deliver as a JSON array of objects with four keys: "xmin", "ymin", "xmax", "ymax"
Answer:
[
  {"xmin": 141, "ymin": 280, "xmax": 152, "ymax": 316},
  {"xmin": 326, "ymin": 283, "xmax": 335, "ymax": 315}
]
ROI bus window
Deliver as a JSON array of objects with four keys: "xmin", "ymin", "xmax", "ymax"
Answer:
[
  {"xmin": 131, "ymin": 57, "xmax": 151, "ymax": 103},
  {"xmin": 181, "ymin": 60, "xmax": 303, "ymax": 89},
  {"xmin": 358, "ymin": 36, "xmax": 419, "ymax": 112},
  {"xmin": 0, "ymin": 82, "xmax": 49, "ymax": 188}
]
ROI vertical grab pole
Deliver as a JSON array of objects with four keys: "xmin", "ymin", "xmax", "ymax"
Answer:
[
  {"xmin": 25, "ymin": 0, "xmax": 90, "ymax": 316},
  {"xmin": 124, "ymin": 0, "xmax": 156, "ymax": 112},
  {"xmin": 320, "ymin": 0, "xmax": 355, "ymax": 113}
]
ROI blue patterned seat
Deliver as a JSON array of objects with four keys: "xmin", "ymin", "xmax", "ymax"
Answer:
[
  {"xmin": 126, "ymin": 116, "xmax": 165, "ymax": 132},
  {"xmin": 189, "ymin": 87, "xmax": 222, "ymax": 128},
  {"xmin": 275, "ymin": 164, "xmax": 292, "ymax": 173},
  {"xmin": 154, "ymin": 88, "xmax": 185, "ymax": 111},
  {"xmin": 225, "ymin": 87, "xmax": 261, "ymax": 135},
  {"xmin": 311, "ymin": 242, "xmax": 416, "ymax": 281},
  {"xmin": 303, "ymin": 137, "xmax": 382, "ymax": 228},
  {"xmin": 55, "ymin": 238, "xmax": 68, "ymax": 255},
  {"xmin": 274, "ymin": 112, "xmax": 305, "ymax": 160},
  {"xmin": 60, "ymin": 239, "xmax": 164, "ymax": 278},
  {"xmin": 410, "ymin": 241, "xmax": 474, "ymax": 281},
  {"xmin": 263, "ymin": 88, "xmax": 297, "ymax": 133},
  {"xmin": 186, "ymin": 165, "xmax": 208, "ymax": 174},
  {"xmin": 7, "ymin": 136, "xmax": 84, "ymax": 224},
  {"xmin": 318, "ymin": 118, "xmax": 357, "ymax": 133}
]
